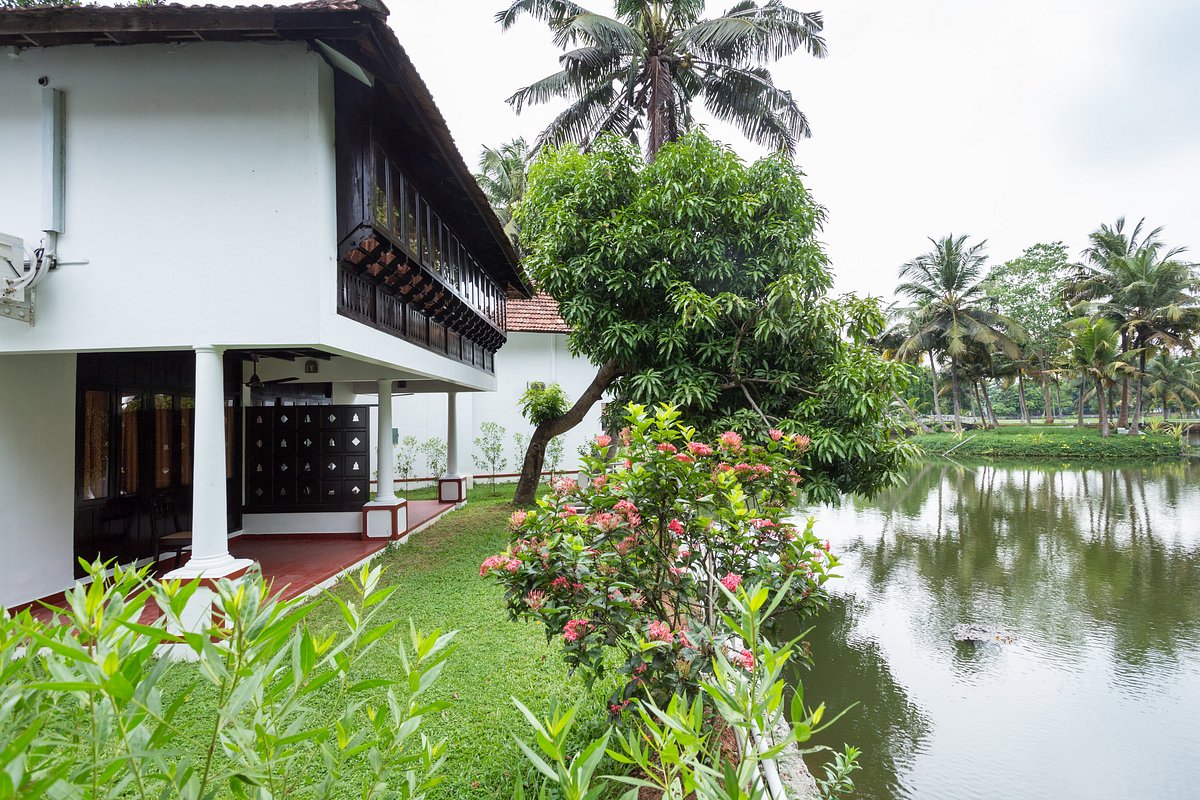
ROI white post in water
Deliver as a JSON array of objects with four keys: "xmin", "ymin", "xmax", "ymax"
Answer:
[{"xmin": 376, "ymin": 378, "xmax": 397, "ymax": 502}]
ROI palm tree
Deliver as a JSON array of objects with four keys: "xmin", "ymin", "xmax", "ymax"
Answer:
[
  {"xmin": 1099, "ymin": 245, "xmax": 1200, "ymax": 432},
  {"xmin": 895, "ymin": 235, "xmax": 1024, "ymax": 433},
  {"xmin": 475, "ymin": 137, "xmax": 531, "ymax": 250},
  {"xmin": 1063, "ymin": 317, "xmax": 1129, "ymax": 437},
  {"xmin": 1147, "ymin": 353, "xmax": 1200, "ymax": 421},
  {"xmin": 496, "ymin": 0, "xmax": 826, "ymax": 158},
  {"xmin": 1068, "ymin": 217, "xmax": 1172, "ymax": 428}
]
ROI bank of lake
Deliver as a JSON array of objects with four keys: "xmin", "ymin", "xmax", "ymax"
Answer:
[{"xmin": 913, "ymin": 423, "xmax": 1184, "ymax": 459}]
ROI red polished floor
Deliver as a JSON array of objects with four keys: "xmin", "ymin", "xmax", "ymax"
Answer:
[{"xmin": 17, "ymin": 499, "xmax": 457, "ymax": 622}]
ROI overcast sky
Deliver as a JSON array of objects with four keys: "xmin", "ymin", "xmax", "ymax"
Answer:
[{"xmin": 388, "ymin": 0, "xmax": 1200, "ymax": 302}]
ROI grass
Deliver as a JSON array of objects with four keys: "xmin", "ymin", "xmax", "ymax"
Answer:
[
  {"xmin": 159, "ymin": 485, "xmax": 617, "ymax": 799},
  {"xmin": 914, "ymin": 423, "xmax": 1183, "ymax": 459}
]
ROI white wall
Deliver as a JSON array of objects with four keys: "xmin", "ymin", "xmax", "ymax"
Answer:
[
  {"xmin": 0, "ymin": 354, "xmax": 76, "ymax": 607},
  {"xmin": 386, "ymin": 332, "xmax": 605, "ymax": 482}
]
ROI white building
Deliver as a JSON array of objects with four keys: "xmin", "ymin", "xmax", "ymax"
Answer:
[
  {"xmin": 0, "ymin": 1, "xmax": 529, "ymax": 609},
  {"xmin": 379, "ymin": 293, "xmax": 605, "ymax": 486}
]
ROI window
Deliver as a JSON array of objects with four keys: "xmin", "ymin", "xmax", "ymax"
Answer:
[
  {"xmin": 180, "ymin": 395, "xmax": 194, "ymax": 486},
  {"xmin": 404, "ymin": 181, "xmax": 419, "ymax": 253},
  {"xmin": 153, "ymin": 393, "xmax": 174, "ymax": 489},
  {"xmin": 390, "ymin": 164, "xmax": 404, "ymax": 236},
  {"xmin": 81, "ymin": 389, "xmax": 111, "ymax": 500},
  {"xmin": 118, "ymin": 392, "xmax": 139, "ymax": 496},
  {"xmin": 373, "ymin": 145, "xmax": 388, "ymax": 229}
]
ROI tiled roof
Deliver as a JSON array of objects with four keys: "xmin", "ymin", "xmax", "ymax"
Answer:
[{"xmin": 507, "ymin": 294, "xmax": 569, "ymax": 334}]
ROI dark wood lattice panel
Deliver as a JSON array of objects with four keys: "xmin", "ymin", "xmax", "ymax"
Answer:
[{"xmin": 243, "ymin": 405, "xmax": 370, "ymax": 513}]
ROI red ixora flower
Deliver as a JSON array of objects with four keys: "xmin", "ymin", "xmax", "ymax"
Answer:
[
  {"xmin": 508, "ymin": 510, "xmax": 529, "ymax": 530},
  {"xmin": 656, "ymin": 442, "xmax": 678, "ymax": 454},
  {"xmin": 563, "ymin": 619, "xmax": 591, "ymax": 642},
  {"xmin": 647, "ymin": 620, "xmax": 674, "ymax": 643},
  {"xmin": 552, "ymin": 476, "xmax": 578, "ymax": 495},
  {"xmin": 687, "ymin": 441, "xmax": 713, "ymax": 457},
  {"xmin": 734, "ymin": 648, "xmax": 755, "ymax": 671},
  {"xmin": 769, "ymin": 428, "xmax": 784, "ymax": 441},
  {"xmin": 479, "ymin": 553, "xmax": 511, "ymax": 576},
  {"xmin": 592, "ymin": 475, "xmax": 607, "ymax": 490},
  {"xmin": 595, "ymin": 434, "xmax": 612, "ymax": 448},
  {"xmin": 720, "ymin": 572, "xmax": 743, "ymax": 592},
  {"xmin": 717, "ymin": 431, "xmax": 743, "ymax": 451},
  {"xmin": 667, "ymin": 518, "xmax": 686, "ymax": 536}
]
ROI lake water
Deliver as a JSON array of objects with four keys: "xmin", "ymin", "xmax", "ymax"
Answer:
[{"xmin": 795, "ymin": 459, "xmax": 1200, "ymax": 800}]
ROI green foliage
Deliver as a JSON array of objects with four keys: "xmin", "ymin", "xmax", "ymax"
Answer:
[
  {"xmin": 510, "ymin": 581, "xmax": 857, "ymax": 800},
  {"xmin": 986, "ymin": 242, "xmax": 1072, "ymax": 354},
  {"xmin": 482, "ymin": 405, "xmax": 838, "ymax": 713},
  {"xmin": 544, "ymin": 435, "xmax": 565, "ymax": 477},
  {"xmin": 498, "ymin": 0, "xmax": 826, "ymax": 157},
  {"xmin": 397, "ymin": 435, "xmax": 423, "ymax": 495},
  {"xmin": 513, "ymin": 431, "xmax": 530, "ymax": 469},
  {"xmin": 475, "ymin": 138, "xmax": 529, "ymax": 250},
  {"xmin": 0, "ymin": 560, "xmax": 454, "ymax": 799},
  {"xmin": 422, "ymin": 437, "xmax": 448, "ymax": 479},
  {"xmin": 473, "ymin": 421, "xmax": 509, "ymax": 495},
  {"xmin": 518, "ymin": 383, "xmax": 571, "ymax": 426},
  {"xmin": 519, "ymin": 132, "xmax": 915, "ymax": 502},
  {"xmin": 913, "ymin": 425, "xmax": 1180, "ymax": 459}
]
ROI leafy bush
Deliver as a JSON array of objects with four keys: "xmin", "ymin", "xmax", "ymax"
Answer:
[
  {"xmin": 421, "ymin": 437, "xmax": 447, "ymax": 478},
  {"xmin": 511, "ymin": 581, "xmax": 858, "ymax": 799},
  {"xmin": 518, "ymin": 383, "xmax": 571, "ymax": 426},
  {"xmin": 396, "ymin": 434, "xmax": 422, "ymax": 495},
  {"xmin": 0, "ymin": 560, "xmax": 454, "ymax": 799},
  {"xmin": 481, "ymin": 405, "xmax": 839, "ymax": 714},
  {"xmin": 473, "ymin": 421, "xmax": 509, "ymax": 494}
]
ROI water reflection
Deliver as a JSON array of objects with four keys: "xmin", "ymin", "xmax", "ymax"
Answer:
[{"xmin": 799, "ymin": 459, "xmax": 1200, "ymax": 800}]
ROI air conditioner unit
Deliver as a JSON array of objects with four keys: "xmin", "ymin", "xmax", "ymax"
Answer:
[{"xmin": 0, "ymin": 232, "xmax": 34, "ymax": 324}]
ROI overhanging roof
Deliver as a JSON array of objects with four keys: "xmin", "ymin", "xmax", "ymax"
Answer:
[{"xmin": 0, "ymin": 0, "xmax": 530, "ymax": 298}]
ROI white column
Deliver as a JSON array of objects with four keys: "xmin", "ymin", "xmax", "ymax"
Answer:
[
  {"xmin": 168, "ymin": 346, "xmax": 253, "ymax": 579},
  {"xmin": 446, "ymin": 391, "xmax": 460, "ymax": 478},
  {"xmin": 376, "ymin": 379, "xmax": 397, "ymax": 502}
]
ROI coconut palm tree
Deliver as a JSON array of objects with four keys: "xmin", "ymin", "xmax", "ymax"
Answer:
[
  {"xmin": 1068, "ymin": 217, "xmax": 1173, "ymax": 428},
  {"xmin": 895, "ymin": 235, "xmax": 1024, "ymax": 433},
  {"xmin": 496, "ymin": 0, "xmax": 826, "ymax": 158},
  {"xmin": 475, "ymin": 137, "xmax": 531, "ymax": 250},
  {"xmin": 1147, "ymin": 353, "xmax": 1200, "ymax": 421},
  {"xmin": 1100, "ymin": 246, "xmax": 1200, "ymax": 432},
  {"xmin": 1063, "ymin": 317, "xmax": 1130, "ymax": 437}
]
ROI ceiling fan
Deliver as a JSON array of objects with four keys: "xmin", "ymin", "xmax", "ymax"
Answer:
[{"xmin": 245, "ymin": 355, "xmax": 299, "ymax": 390}]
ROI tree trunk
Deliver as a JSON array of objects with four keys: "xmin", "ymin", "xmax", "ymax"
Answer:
[
  {"xmin": 928, "ymin": 350, "xmax": 942, "ymax": 420},
  {"xmin": 1130, "ymin": 349, "xmax": 1147, "ymax": 434},
  {"xmin": 972, "ymin": 381, "xmax": 986, "ymax": 427},
  {"xmin": 1017, "ymin": 371, "xmax": 1030, "ymax": 424},
  {"xmin": 949, "ymin": 355, "xmax": 963, "ymax": 433},
  {"xmin": 1096, "ymin": 377, "xmax": 1110, "ymax": 437},
  {"xmin": 981, "ymin": 379, "xmax": 999, "ymax": 428},
  {"xmin": 1077, "ymin": 372, "xmax": 1086, "ymax": 426},
  {"xmin": 1118, "ymin": 333, "xmax": 1130, "ymax": 428},
  {"xmin": 895, "ymin": 392, "xmax": 932, "ymax": 433},
  {"xmin": 1041, "ymin": 374, "xmax": 1054, "ymax": 425},
  {"xmin": 513, "ymin": 360, "xmax": 622, "ymax": 506}
]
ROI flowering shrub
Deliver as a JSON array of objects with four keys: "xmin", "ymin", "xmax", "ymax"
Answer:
[{"xmin": 481, "ymin": 404, "xmax": 841, "ymax": 713}]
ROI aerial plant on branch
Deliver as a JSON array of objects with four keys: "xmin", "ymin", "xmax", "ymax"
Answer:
[
  {"xmin": 482, "ymin": 404, "xmax": 840, "ymax": 715},
  {"xmin": 0, "ymin": 560, "xmax": 455, "ymax": 799},
  {"xmin": 497, "ymin": 0, "xmax": 828, "ymax": 159},
  {"xmin": 510, "ymin": 132, "xmax": 915, "ymax": 505}
]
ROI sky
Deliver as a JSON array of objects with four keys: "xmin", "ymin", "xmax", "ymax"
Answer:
[{"xmin": 387, "ymin": 0, "xmax": 1200, "ymax": 302}]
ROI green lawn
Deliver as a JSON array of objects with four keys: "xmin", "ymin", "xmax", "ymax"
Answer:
[
  {"xmin": 160, "ymin": 486, "xmax": 617, "ymax": 799},
  {"xmin": 914, "ymin": 423, "xmax": 1184, "ymax": 459}
]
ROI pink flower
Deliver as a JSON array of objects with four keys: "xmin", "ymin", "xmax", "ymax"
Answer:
[
  {"xmin": 678, "ymin": 629, "xmax": 693, "ymax": 648},
  {"xmin": 678, "ymin": 546, "xmax": 691, "ymax": 559},
  {"xmin": 753, "ymin": 464, "xmax": 770, "ymax": 474},
  {"xmin": 552, "ymin": 477, "xmax": 578, "ymax": 496},
  {"xmin": 613, "ymin": 499, "xmax": 639, "ymax": 517},
  {"xmin": 823, "ymin": 540, "xmax": 832, "ymax": 552},
  {"xmin": 734, "ymin": 649, "xmax": 755, "ymax": 671},
  {"xmin": 622, "ymin": 458, "xmax": 633, "ymax": 470},
  {"xmin": 667, "ymin": 518, "xmax": 686, "ymax": 536},
  {"xmin": 595, "ymin": 434, "xmax": 612, "ymax": 448},
  {"xmin": 592, "ymin": 475, "xmax": 608, "ymax": 490},
  {"xmin": 687, "ymin": 441, "xmax": 713, "ymax": 457},
  {"xmin": 717, "ymin": 462, "xmax": 732, "ymax": 472},
  {"xmin": 590, "ymin": 511, "xmax": 621, "ymax": 532},
  {"xmin": 674, "ymin": 453, "xmax": 693, "ymax": 463},
  {"xmin": 525, "ymin": 590, "xmax": 546, "ymax": 610},
  {"xmin": 793, "ymin": 434, "xmax": 811, "ymax": 452},
  {"xmin": 619, "ymin": 427, "xmax": 632, "ymax": 446},
  {"xmin": 720, "ymin": 572, "xmax": 743, "ymax": 592},
  {"xmin": 656, "ymin": 442, "xmax": 678, "ymax": 454},
  {"xmin": 563, "ymin": 619, "xmax": 591, "ymax": 642},
  {"xmin": 479, "ymin": 554, "xmax": 511, "ymax": 576},
  {"xmin": 647, "ymin": 620, "xmax": 674, "ymax": 643},
  {"xmin": 550, "ymin": 576, "xmax": 570, "ymax": 590},
  {"xmin": 509, "ymin": 510, "xmax": 529, "ymax": 530},
  {"xmin": 750, "ymin": 518, "xmax": 776, "ymax": 529},
  {"xmin": 717, "ymin": 431, "xmax": 743, "ymax": 451},
  {"xmin": 769, "ymin": 429, "xmax": 784, "ymax": 441},
  {"xmin": 506, "ymin": 559, "xmax": 520, "ymax": 572}
]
